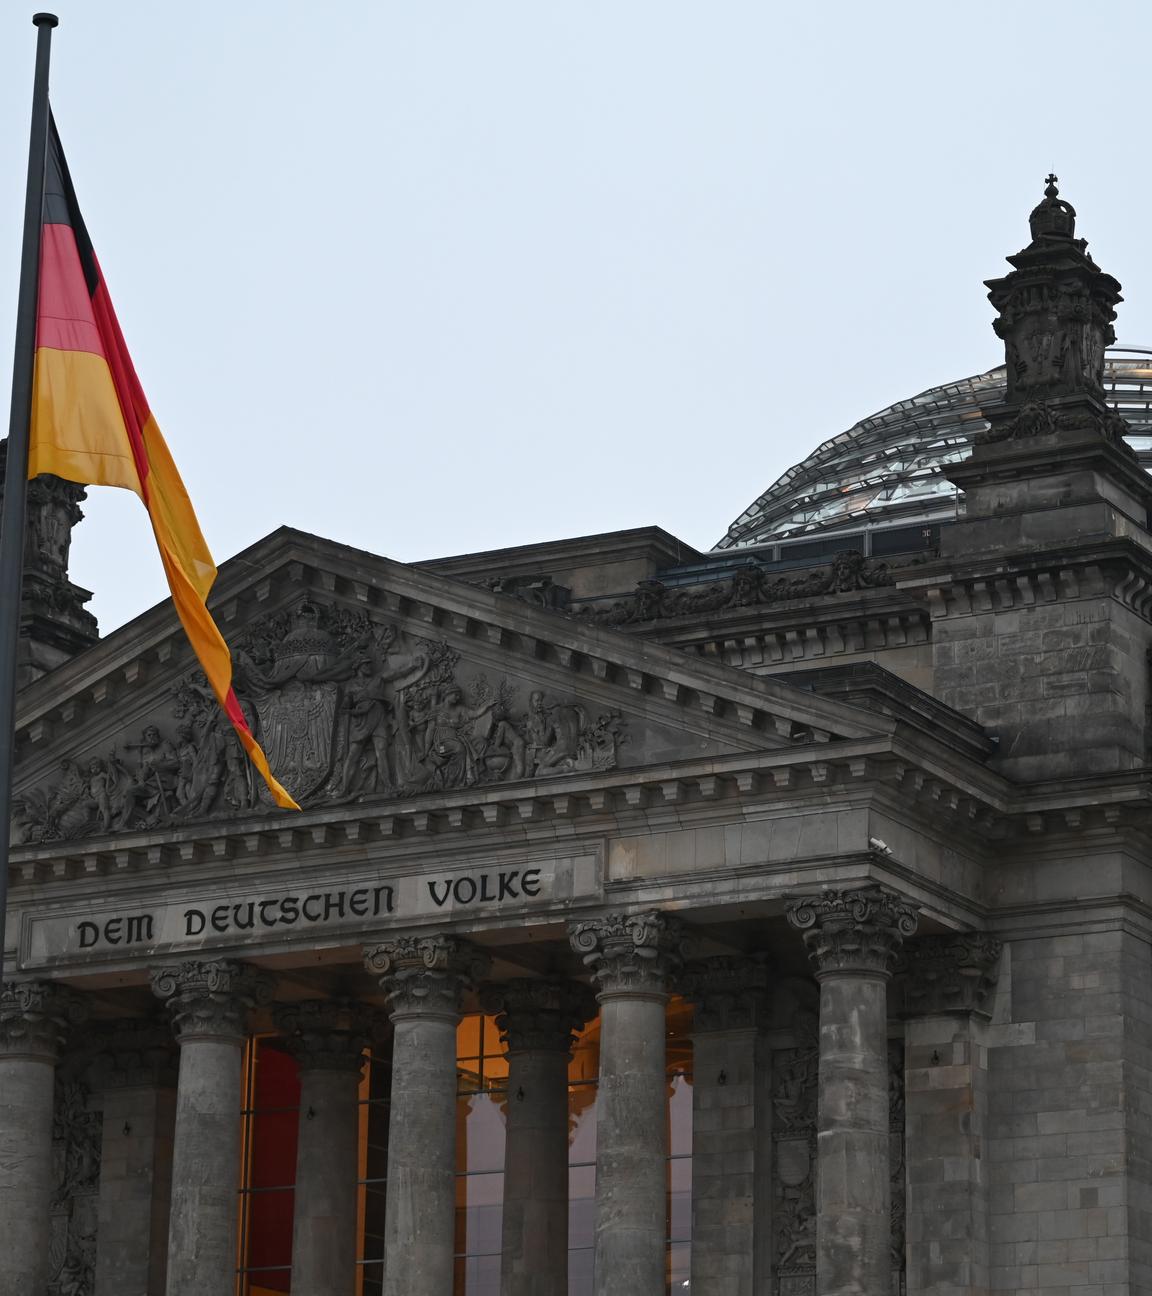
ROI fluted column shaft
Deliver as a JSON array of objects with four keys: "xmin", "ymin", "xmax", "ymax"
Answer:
[
  {"xmin": 788, "ymin": 887, "xmax": 917, "ymax": 1296},
  {"xmin": 151, "ymin": 960, "xmax": 272, "ymax": 1296},
  {"xmin": 274, "ymin": 999, "xmax": 373, "ymax": 1296},
  {"xmin": 569, "ymin": 910, "xmax": 683, "ymax": 1296},
  {"xmin": 483, "ymin": 978, "xmax": 596, "ymax": 1296},
  {"xmin": 683, "ymin": 957, "xmax": 773, "ymax": 1296},
  {"xmin": 903, "ymin": 935, "xmax": 1001, "ymax": 1296},
  {"xmin": 0, "ymin": 981, "xmax": 87, "ymax": 1296},
  {"xmin": 365, "ymin": 935, "xmax": 489, "ymax": 1296},
  {"xmin": 91, "ymin": 1019, "xmax": 178, "ymax": 1296}
]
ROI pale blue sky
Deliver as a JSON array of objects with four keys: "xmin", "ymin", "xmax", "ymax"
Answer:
[{"xmin": 3, "ymin": 1, "xmax": 1151, "ymax": 631}]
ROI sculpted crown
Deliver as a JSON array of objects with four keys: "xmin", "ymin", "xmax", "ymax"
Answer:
[
  {"xmin": 903, "ymin": 933, "xmax": 1002, "ymax": 1017},
  {"xmin": 682, "ymin": 955, "xmax": 772, "ymax": 1032},
  {"xmin": 479, "ymin": 977, "xmax": 597, "ymax": 1054},
  {"xmin": 568, "ymin": 909, "xmax": 685, "ymax": 997},
  {"xmin": 0, "ymin": 979, "xmax": 89, "ymax": 1058},
  {"xmin": 787, "ymin": 886, "xmax": 918, "ymax": 978},
  {"xmin": 150, "ymin": 959, "xmax": 274, "ymax": 1042},
  {"xmin": 364, "ymin": 934, "xmax": 490, "ymax": 1019},
  {"xmin": 1029, "ymin": 174, "xmax": 1076, "ymax": 241},
  {"xmin": 273, "ymin": 998, "xmax": 372, "ymax": 1072}
]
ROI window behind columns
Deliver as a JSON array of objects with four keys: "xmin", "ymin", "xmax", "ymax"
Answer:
[
  {"xmin": 452, "ymin": 999, "xmax": 694, "ymax": 1296},
  {"xmin": 236, "ymin": 1002, "xmax": 695, "ymax": 1295},
  {"xmin": 237, "ymin": 1037, "xmax": 299, "ymax": 1296}
]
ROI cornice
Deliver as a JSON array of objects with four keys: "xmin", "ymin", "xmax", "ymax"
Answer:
[
  {"xmin": 899, "ymin": 540, "xmax": 1152, "ymax": 625},
  {"xmin": 7, "ymin": 737, "xmax": 1012, "ymax": 888}
]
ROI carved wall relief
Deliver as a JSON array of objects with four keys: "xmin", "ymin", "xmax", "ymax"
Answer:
[
  {"xmin": 577, "ymin": 550, "xmax": 894, "ymax": 627},
  {"xmin": 771, "ymin": 1019, "xmax": 907, "ymax": 1296},
  {"xmin": 47, "ymin": 1069, "xmax": 101, "ymax": 1296},
  {"xmin": 14, "ymin": 600, "xmax": 630, "ymax": 842},
  {"xmin": 773, "ymin": 1012, "xmax": 818, "ymax": 1296}
]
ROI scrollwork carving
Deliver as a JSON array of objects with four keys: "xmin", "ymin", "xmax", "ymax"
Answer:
[
  {"xmin": 576, "ymin": 550, "xmax": 893, "ymax": 626},
  {"xmin": 681, "ymin": 955, "xmax": 772, "ymax": 1032},
  {"xmin": 568, "ymin": 910, "xmax": 685, "ymax": 997},
  {"xmin": 88, "ymin": 1017, "xmax": 177, "ymax": 1090},
  {"xmin": 903, "ymin": 933, "xmax": 1002, "ymax": 1017},
  {"xmin": 364, "ymin": 935, "xmax": 489, "ymax": 1019},
  {"xmin": 786, "ymin": 886, "xmax": 918, "ymax": 979},
  {"xmin": 0, "ymin": 981, "xmax": 89, "ymax": 1059},
  {"xmin": 150, "ymin": 960, "xmax": 273, "ymax": 1043},
  {"xmin": 479, "ymin": 977, "xmax": 597, "ymax": 1054},
  {"xmin": 272, "ymin": 998, "xmax": 372, "ymax": 1073}
]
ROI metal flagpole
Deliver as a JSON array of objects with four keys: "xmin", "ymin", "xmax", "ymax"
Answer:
[{"xmin": 0, "ymin": 13, "xmax": 59, "ymax": 986}]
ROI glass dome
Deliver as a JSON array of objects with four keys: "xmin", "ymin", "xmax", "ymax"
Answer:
[{"xmin": 714, "ymin": 345, "xmax": 1152, "ymax": 551}]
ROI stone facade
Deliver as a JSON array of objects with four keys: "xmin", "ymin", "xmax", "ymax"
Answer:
[{"xmin": 4, "ymin": 177, "xmax": 1152, "ymax": 1295}]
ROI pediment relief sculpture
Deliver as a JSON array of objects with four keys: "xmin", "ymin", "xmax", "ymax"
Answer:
[{"xmin": 13, "ymin": 598, "xmax": 632, "ymax": 844}]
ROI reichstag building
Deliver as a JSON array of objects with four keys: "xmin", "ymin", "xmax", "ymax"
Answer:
[{"xmin": 3, "ymin": 177, "xmax": 1150, "ymax": 1296}]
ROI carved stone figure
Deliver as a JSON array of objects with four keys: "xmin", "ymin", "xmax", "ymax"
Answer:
[{"xmin": 13, "ymin": 600, "xmax": 631, "ymax": 841}]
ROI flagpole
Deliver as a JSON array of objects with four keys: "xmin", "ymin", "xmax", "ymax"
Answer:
[{"xmin": 0, "ymin": 13, "xmax": 59, "ymax": 986}]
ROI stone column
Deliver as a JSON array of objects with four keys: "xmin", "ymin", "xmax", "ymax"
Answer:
[
  {"xmin": 683, "ymin": 956, "xmax": 773, "ymax": 1296},
  {"xmin": 568, "ymin": 910, "xmax": 684, "ymax": 1296},
  {"xmin": 364, "ymin": 935, "xmax": 489, "ymax": 1296},
  {"xmin": 151, "ymin": 959, "xmax": 272, "ymax": 1296},
  {"xmin": 481, "ymin": 977, "xmax": 597, "ymax": 1296},
  {"xmin": 91, "ymin": 1019, "xmax": 179, "ymax": 1296},
  {"xmin": 273, "ymin": 998, "xmax": 372, "ymax": 1296},
  {"xmin": 0, "ymin": 980, "xmax": 88, "ymax": 1296},
  {"xmin": 902, "ymin": 935, "xmax": 1001, "ymax": 1296},
  {"xmin": 787, "ymin": 887, "xmax": 917, "ymax": 1296}
]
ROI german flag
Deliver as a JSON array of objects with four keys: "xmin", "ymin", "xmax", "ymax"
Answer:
[{"xmin": 29, "ymin": 115, "xmax": 299, "ymax": 811}]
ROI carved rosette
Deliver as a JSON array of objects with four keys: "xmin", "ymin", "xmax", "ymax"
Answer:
[
  {"xmin": 479, "ymin": 978, "xmax": 597, "ymax": 1054},
  {"xmin": 0, "ymin": 980, "xmax": 89, "ymax": 1061},
  {"xmin": 364, "ymin": 935, "xmax": 490, "ymax": 1020},
  {"xmin": 786, "ymin": 887, "xmax": 918, "ymax": 980},
  {"xmin": 903, "ymin": 934, "xmax": 1002, "ymax": 1017},
  {"xmin": 88, "ymin": 1017, "xmax": 178, "ymax": 1089},
  {"xmin": 682, "ymin": 955, "xmax": 772, "ymax": 1032},
  {"xmin": 272, "ymin": 998, "xmax": 373, "ymax": 1073},
  {"xmin": 568, "ymin": 910, "xmax": 685, "ymax": 999},
  {"xmin": 150, "ymin": 959, "xmax": 274, "ymax": 1043}
]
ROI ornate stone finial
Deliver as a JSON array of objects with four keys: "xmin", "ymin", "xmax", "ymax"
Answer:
[
  {"xmin": 479, "ymin": 978, "xmax": 597, "ymax": 1055},
  {"xmin": 88, "ymin": 1017, "xmax": 178, "ymax": 1089},
  {"xmin": 150, "ymin": 960, "xmax": 274, "ymax": 1043},
  {"xmin": 364, "ymin": 935, "xmax": 490, "ymax": 1019},
  {"xmin": 786, "ymin": 886, "xmax": 918, "ymax": 979},
  {"xmin": 0, "ymin": 980, "xmax": 89, "ymax": 1060},
  {"xmin": 982, "ymin": 174, "xmax": 1122, "ymax": 418},
  {"xmin": 902, "ymin": 934, "xmax": 1002, "ymax": 1017},
  {"xmin": 681, "ymin": 955, "xmax": 772, "ymax": 1033},
  {"xmin": 1028, "ymin": 173, "xmax": 1076, "ymax": 241},
  {"xmin": 272, "ymin": 998, "xmax": 372, "ymax": 1073},
  {"xmin": 568, "ymin": 910, "xmax": 685, "ymax": 998}
]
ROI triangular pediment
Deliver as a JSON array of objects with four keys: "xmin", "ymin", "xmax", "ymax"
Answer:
[{"xmin": 11, "ymin": 528, "xmax": 895, "ymax": 848}]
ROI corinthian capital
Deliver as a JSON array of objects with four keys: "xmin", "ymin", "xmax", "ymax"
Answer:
[
  {"xmin": 150, "ymin": 959, "xmax": 274, "ymax": 1043},
  {"xmin": 787, "ymin": 886, "xmax": 918, "ymax": 979},
  {"xmin": 903, "ymin": 934, "xmax": 1002, "ymax": 1017},
  {"xmin": 682, "ymin": 955, "xmax": 772, "ymax": 1032},
  {"xmin": 0, "ymin": 980, "xmax": 89, "ymax": 1061},
  {"xmin": 479, "ymin": 978, "xmax": 597, "ymax": 1054},
  {"xmin": 568, "ymin": 910, "xmax": 684, "ymax": 998},
  {"xmin": 89, "ymin": 1017, "xmax": 178, "ymax": 1089},
  {"xmin": 364, "ymin": 935, "xmax": 489, "ymax": 1020},
  {"xmin": 272, "ymin": 998, "xmax": 372, "ymax": 1073}
]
